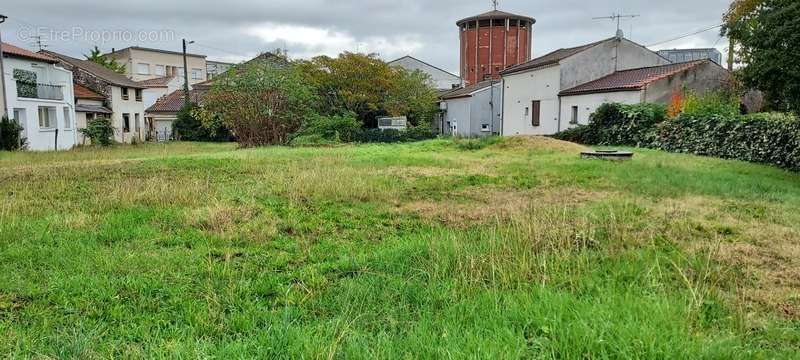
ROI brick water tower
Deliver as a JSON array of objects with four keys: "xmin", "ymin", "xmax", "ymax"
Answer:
[{"xmin": 457, "ymin": 6, "xmax": 535, "ymax": 85}]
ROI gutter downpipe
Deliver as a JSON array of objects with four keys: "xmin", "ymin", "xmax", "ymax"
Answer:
[
  {"xmin": 499, "ymin": 77, "xmax": 505, "ymax": 136},
  {"xmin": 557, "ymin": 95, "xmax": 562, "ymax": 133},
  {"xmin": 0, "ymin": 14, "xmax": 8, "ymax": 119}
]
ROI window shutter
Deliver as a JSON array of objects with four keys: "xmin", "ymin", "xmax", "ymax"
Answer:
[{"xmin": 531, "ymin": 100, "xmax": 541, "ymax": 127}]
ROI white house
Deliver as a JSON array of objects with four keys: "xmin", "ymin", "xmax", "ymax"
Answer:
[
  {"xmin": 136, "ymin": 75, "xmax": 182, "ymax": 109},
  {"xmin": 43, "ymin": 50, "xmax": 147, "ymax": 144},
  {"xmin": 500, "ymin": 34, "xmax": 670, "ymax": 136},
  {"xmin": 2, "ymin": 42, "xmax": 76, "ymax": 151},
  {"xmin": 558, "ymin": 60, "xmax": 730, "ymax": 127},
  {"xmin": 389, "ymin": 55, "xmax": 462, "ymax": 91},
  {"xmin": 440, "ymin": 80, "xmax": 502, "ymax": 137}
]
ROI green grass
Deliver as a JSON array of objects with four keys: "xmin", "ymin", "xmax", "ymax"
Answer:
[{"xmin": 1, "ymin": 137, "xmax": 798, "ymax": 358}]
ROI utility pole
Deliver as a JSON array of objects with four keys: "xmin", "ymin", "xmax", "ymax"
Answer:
[
  {"xmin": 182, "ymin": 39, "xmax": 194, "ymax": 106},
  {"xmin": 0, "ymin": 14, "xmax": 8, "ymax": 121}
]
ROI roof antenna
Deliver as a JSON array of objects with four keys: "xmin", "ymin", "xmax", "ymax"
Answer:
[
  {"xmin": 491, "ymin": 0, "xmax": 499, "ymax": 11},
  {"xmin": 593, "ymin": 13, "xmax": 639, "ymax": 38}
]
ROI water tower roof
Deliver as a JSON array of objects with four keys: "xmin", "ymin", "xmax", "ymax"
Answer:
[{"xmin": 456, "ymin": 10, "xmax": 536, "ymax": 26}]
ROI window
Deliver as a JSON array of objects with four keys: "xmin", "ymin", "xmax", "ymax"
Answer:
[
  {"xmin": 570, "ymin": 106, "xmax": 579, "ymax": 125},
  {"xmin": 135, "ymin": 113, "xmax": 141, "ymax": 132},
  {"xmin": 531, "ymin": 100, "xmax": 541, "ymax": 127},
  {"xmin": 123, "ymin": 113, "xmax": 131, "ymax": 133},
  {"xmin": 155, "ymin": 65, "xmax": 166, "ymax": 76},
  {"xmin": 38, "ymin": 106, "xmax": 56, "ymax": 129},
  {"xmin": 12, "ymin": 108, "xmax": 26, "ymax": 136},
  {"xmin": 63, "ymin": 108, "xmax": 72, "ymax": 129},
  {"xmin": 135, "ymin": 89, "xmax": 143, "ymax": 102},
  {"xmin": 481, "ymin": 124, "xmax": 491, "ymax": 132},
  {"xmin": 191, "ymin": 68, "xmax": 203, "ymax": 80},
  {"xmin": 137, "ymin": 63, "xmax": 150, "ymax": 75},
  {"xmin": 177, "ymin": 67, "xmax": 185, "ymax": 78},
  {"xmin": 122, "ymin": 87, "xmax": 129, "ymax": 100}
]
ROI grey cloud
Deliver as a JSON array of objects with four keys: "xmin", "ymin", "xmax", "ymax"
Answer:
[{"xmin": 1, "ymin": 0, "xmax": 731, "ymax": 73}]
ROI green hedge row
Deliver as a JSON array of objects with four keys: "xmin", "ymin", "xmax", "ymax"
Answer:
[{"xmin": 553, "ymin": 103, "xmax": 800, "ymax": 172}]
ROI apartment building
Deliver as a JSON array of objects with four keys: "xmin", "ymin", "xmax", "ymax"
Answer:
[
  {"xmin": 106, "ymin": 46, "xmax": 208, "ymax": 86},
  {"xmin": 43, "ymin": 50, "xmax": 147, "ymax": 144},
  {"xmin": 2, "ymin": 43, "xmax": 77, "ymax": 151}
]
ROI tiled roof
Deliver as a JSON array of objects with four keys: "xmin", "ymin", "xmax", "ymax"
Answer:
[
  {"xmin": 136, "ymin": 75, "xmax": 176, "ymax": 88},
  {"xmin": 500, "ymin": 38, "xmax": 611, "ymax": 76},
  {"xmin": 457, "ymin": 10, "xmax": 536, "ymax": 25},
  {"xmin": 1, "ymin": 42, "xmax": 58, "ymax": 63},
  {"xmin": 440, "ymin": 80, "xmax": 496, "ymax": 100},
  {"xmin": 41, "ymin": 50, "xmax": 145, "ymax": 89},
  {"xmin": 73, "ymin": 83, "xmax": 106, "ymax": 100},
  {"xmin": 146, "ymin": 89, "xmax": 208, "ymax": 113},
  {"xmin": 107, "ymin": 46, "xmax": 206, "ymax": 58},
  {"xmin": 75, "ymin": 104, "xmax": 112, "ymax": 114},
  {"xmin": 559, "ymin": 60, "xmax": 711, "ymax": 96}
]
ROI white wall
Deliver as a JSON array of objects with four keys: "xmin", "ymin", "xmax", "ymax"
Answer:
[
  {"xmin": 559, "ymin": 91, "xmax": 643, "ymax": 128},
  {"xmin": 501, "ymin": 65, "xmax": 562, "ymax": 136},
  {"xmin": 109, "ymin": 86, "xmax": 146, "ymax": 143},
  {"xmin": 390, "ymin": 57, "xmax": 462, "ymax": 91},
  {"xmin": 3, "ymin": 57, "xmax": 76, "ymax": 151},
  {"xmin": 442, "ymin": 97, "xmax": 470, "ymax": 136}
]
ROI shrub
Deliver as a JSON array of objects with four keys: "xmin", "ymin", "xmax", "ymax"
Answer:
[
  {"xmin": 203, "ymin": 59, "xmax": 317, "ymax": 147},
  {"xmin": 658, "ymin": 113, "xmax": 800, "ymax": 171},
  {"xmin": 1, "ymin": 116, "xmax": 25, "ymax": 151},
  {"xmin": 681, "ymin": 92, "xmax": 740, "ymax": 119},
  {"xmin": 571, "ymin": 103, "xmax": 666, "ymax": 147},
  {"xmin": 80, "ymin": 117, "xmax": 115, "ymax": 146},
  {"xmin": 173, "ymin": 103, "xmax": 204, "ymax": 141},
  {"xmin": 354, "ymin": 126, "xmax": 436, "ymax": 144},
  {"xmin": 453, "ymin": 136, "xmax": 502, "ymax": 151},
  {"xmin": 292, "ymin": 112, "xmax": 361, "ymax": 145},
  {"xmin": 552, "ymin": 97, "xmax": 800, "ymax": 172},
  {"xmin": 551, "ymin": 125, "xmax": 591, "ymax": 144}
]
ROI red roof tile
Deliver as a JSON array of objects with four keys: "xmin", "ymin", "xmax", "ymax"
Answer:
[
  {"xmin": 1, "ymin": 42, "xmax": 58, "ymax": 63},
  {"xmin": 73, "ymin": 83, "xmax": 106, "ymax": 100},
  {"xmin": 146, "ymin": 89, "xmax": 207, "ymax": 113},
  {"xmin": 135, "ymin": 75, "xmax": 176, "ymax": 88},
  {"xmin": 559, "ymin": 60, "xmax": 711, "ymax": 96}
]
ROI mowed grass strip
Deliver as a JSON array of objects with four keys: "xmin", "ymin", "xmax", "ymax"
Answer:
[{"xmin": 0, "ymin": 138, "xmax": 798, "ymax": 358}]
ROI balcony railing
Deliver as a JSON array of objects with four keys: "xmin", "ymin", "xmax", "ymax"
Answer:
[{"xmin": 16, "ymin": 81, "xmax": 64, "ymax": 101}]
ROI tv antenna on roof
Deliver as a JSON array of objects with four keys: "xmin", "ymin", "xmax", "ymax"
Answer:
[
  {"xmin": 491, "ymin": 0, "xmax": 499, "ymax": 11},
  {"xmin": 593, "ymin": 13, "xmax": 639, "ymax": 33}
]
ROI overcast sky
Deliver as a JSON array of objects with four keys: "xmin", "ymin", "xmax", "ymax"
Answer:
[{"xmin": 2, "ymin": 0, "xmax": 731, "ymax": 73}]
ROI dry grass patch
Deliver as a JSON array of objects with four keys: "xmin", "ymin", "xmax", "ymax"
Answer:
[
  {"xmin": 493, "ymin": 136, "xmax": 588, "ymax": 153},
  {"xmin": 186, "ymin": 203, "xmax": 278, "ymax": 242},
  {"xmin": 653, "ymin": 196, "xmax": 800, "ymax": 319},
  {"xmin": 402, "ymin": 186, "xmax": 607, "ymax": 228}
]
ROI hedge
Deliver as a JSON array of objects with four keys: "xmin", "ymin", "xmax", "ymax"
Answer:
[{"xmin": 553, "ymin": 103, "xmax": 800, "ymax": 172}]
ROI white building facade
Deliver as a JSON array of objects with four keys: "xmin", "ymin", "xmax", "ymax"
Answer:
[
  {"xmin": 2, "ymin": 43, "xmax": 76, "ymax": 151},
  {"xmin": 389, "ymin": 56, "xmax": 462, "ymax": 91},
  {"xmin": 500, "ymin": 36, "xmax": 670, "ymax": 136}
]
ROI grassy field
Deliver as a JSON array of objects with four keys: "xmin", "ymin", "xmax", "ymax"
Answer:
[{"xmin": 1, "ymin": 137, "xmax": 798, "ymax": 358}]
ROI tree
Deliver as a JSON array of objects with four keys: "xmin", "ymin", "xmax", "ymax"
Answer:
[
  {"xmin": 84, "ymin": 46, "xmax": 126, "ymax": 74},
  {"xmin": 385, "ymin": 68, "xmax": 440, "ymax": 127},
  {"xmin": 202, "ymin": 59, "xmax": 317, "ymax": 147},
  {"xmin": 1, "ymin": 116, "xmax": 25, "ymax": 151},
  {"xmin": 297, "ymin": 52, "xmax": 395, "ymax": 127},
  {"xmin": 296, "ymin": 52, "xmax": 439, "ymax": 128},
  {"xmin": 722, "ymin": 0, "xmax": 800, "ymax": 113}
]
